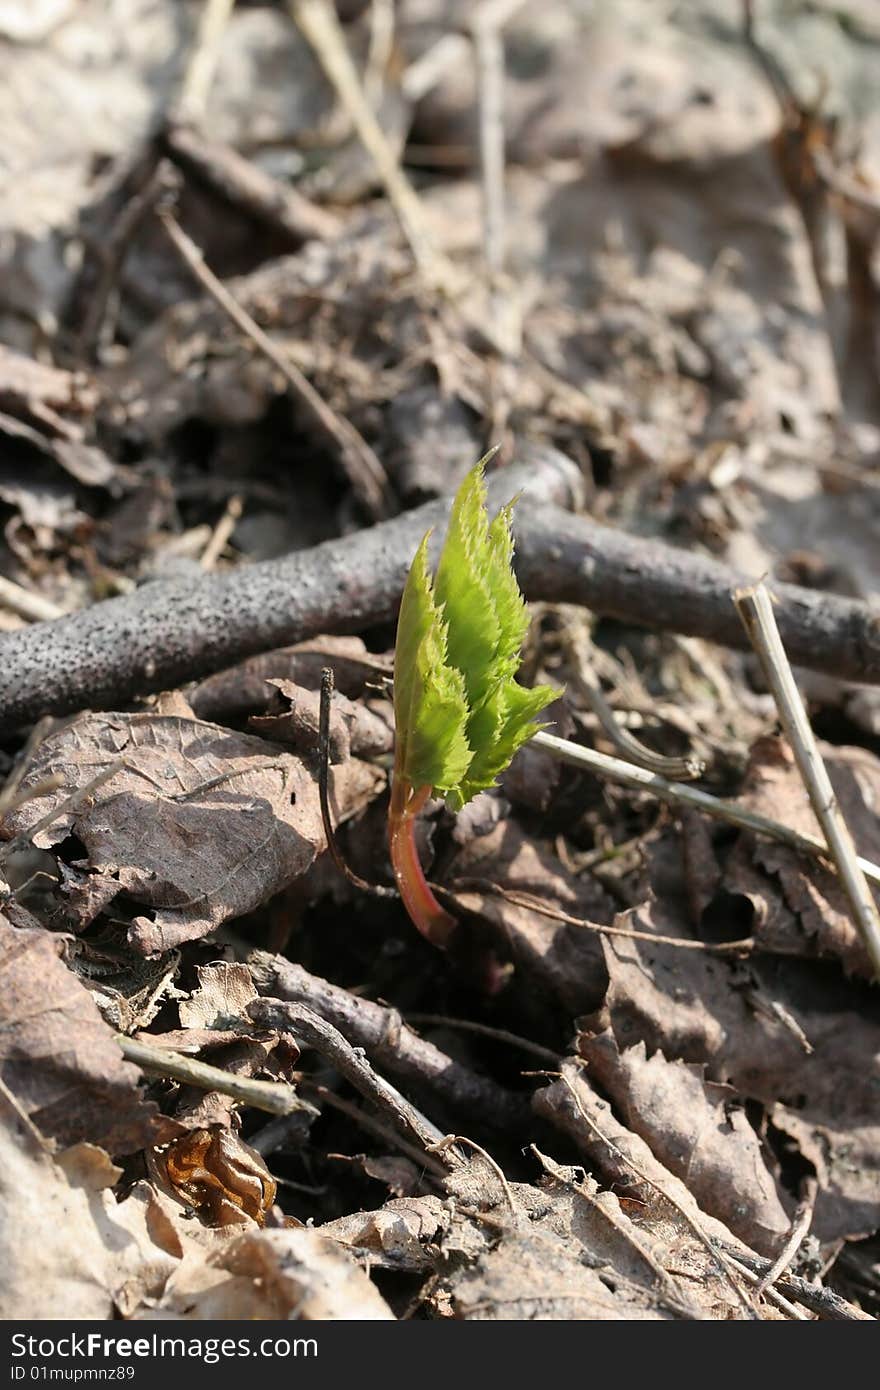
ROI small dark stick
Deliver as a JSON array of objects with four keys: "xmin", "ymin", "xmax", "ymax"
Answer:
[{"xmin": 318, "ymin": 666, "xmax": 396, "ymax": 898}]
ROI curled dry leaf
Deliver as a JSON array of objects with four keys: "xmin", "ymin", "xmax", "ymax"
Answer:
[
  {"xmin": 151, "ymin": 1127, "xmax": 276, "ymax": 1228},
  {"xmin": 2, "ymin": 711, "xmax": 383, "ymax": 953},
  {"xmin": 587, "ymin": 901, "xmax": 880, "ymax": 1243},
  {"xmin": 577, "ymin": 1029, "xmax": 789, "ymax": 1254},
  {"xmin": 0, "ymin": 914, "xmax": 161, "ymax": 1153}
]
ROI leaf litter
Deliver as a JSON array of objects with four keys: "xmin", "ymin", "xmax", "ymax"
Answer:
[{"xmin": 0, "ymin": 0, "xmax": 879, "ymax": 1323}]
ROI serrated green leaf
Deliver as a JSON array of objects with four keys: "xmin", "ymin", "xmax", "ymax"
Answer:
[
  {"xmin": 449, "ymin": 679, "xmax": 557, "ymax": 810},
  {"xmin": 393, "ymin": 459, "xmax": 559, "ymax": 810},
  {"xmin": 434, "ymin": 462, "xmax": 501, "ymax": 712},
  {"xmin": 393, "ymin": 532, "xmax": 472, "ymax": 793}
]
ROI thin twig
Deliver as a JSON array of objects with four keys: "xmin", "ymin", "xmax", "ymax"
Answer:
[
  {"xmin": 0, "ymin": 764, "xmax": 120, "ymax": 862},
  {"xmin": 247, "ymin": 951, "xmax": 530, "ymax": 1136},
  {"xmin": 156, "ymin": 206, "xmax": 395, "ymax": 520},
  {"xmin": 470, "ymin": 13, "xmax": 506, "ymax": 281},
  {"xmin": 174, "ymin": 0, "xmax": 237, "ymax": 126},
  {"xmin": 530, "ymin": 730, "xmax": 880, "ymax": 889},
  {"xmin": 755, "ymin": 1176, "xmax": 818, "ymax": 1299},
  {"xmin": 0, "ymin": 575, "xmax": 64, "ymax": 624},
  {"xmin": 289, "ymin": 0, "xmax": 454, "ymax": 291},
  {"xmin": 714, "ymin": 1245, "xmax": 873, "ymax": 1321},
  {"xmin": 404, "ymin": 1013, "xmax": 559, "ymax": 1065},
  {"xmin": 0, "ymin": 717, "xmax": 55, "ymax": 816},
  {"xmin": 723, "ymin": 1251, "xmax": 811, "ymax": 1320},
  {"xmin": 734, "ymin": 582, "xmax": 880, "ymax": 981},
  {"xmin": 445, "ymin": 880, "xmax": 754, "ymax": 956},
  {"xmin": 298, "ymin": 1079, "xmax": 449, "ymax": 1179},
  {"xmin": 364, "ymin": 0, "xmax": 395, "ymax": 109},
  {"xmin": 75, "ymin": 160, "xmax": 178, "ymax": 360},
  {"xmin": 200, "ymin": 493, "xmax": 242, "ymax": 570},
  {"xmin": 567, "ymin": 670, "xmax": 704, "ymax": 781},
  {"xmin": 318, "ymin": 667, "xmax": 395, "ymax": 898},
  {"xmin": 162, "ymin": 123, "xmax": 340, "ymax": 244},
  {"xmin": 118, "ymin": 1034, "xmax": 316, "ymax": 1117}
]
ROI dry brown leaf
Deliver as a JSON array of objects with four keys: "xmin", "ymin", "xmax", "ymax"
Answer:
[
  {"xmin": 320, "ymin": 1195, "xmax": 452, "ymax": 1271},
  {"xmin": 188, "ymin": 635, "xmax": 392, "ymax": 724},
  {"xmin": 0, "ymin": 1099, "xmax": 177, "ymax": 1319},
  {"xmin": 578, "ymin": 1029, "xmax": 790, "ymax": 1253},
  {"xmin": 588, "ymin": 900, "xmax": 880, "ymax": 1243},
  {"xmin": 728, "ymin": 736, "xmax": 880, "ymax": 979},
  {"xmin": 250, "ymin": 678, "xmax": 392, "ymax": 760},
  {"xmin": 0, "ymin": 914, "xmax": 160, "ymax": 1152},
  {"xmin": 3, "ymin": 711, "xmax": 383, "ymax": 953},
  {"xmin": 141, "ymin": 1227, "xmax": 395, "ymax": 1320}
]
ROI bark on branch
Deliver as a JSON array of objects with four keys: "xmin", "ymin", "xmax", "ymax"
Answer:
[
  {"xmin": 0, "ymin": 447, "xmax": 878, "ymax": 731},
  {"xmin": 0, "ymin": 451, "xmax": 580, "ymax": 731}
]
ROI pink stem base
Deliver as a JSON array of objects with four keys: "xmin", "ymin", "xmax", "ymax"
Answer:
[{"xmin": 389, "ymin": 779, "xmax": 457, "ymax": 949}]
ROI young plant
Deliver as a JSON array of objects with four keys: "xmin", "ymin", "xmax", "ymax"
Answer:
[{"xmin": 390, "ymin": 457, "xmax": 556, "ymax": 946}]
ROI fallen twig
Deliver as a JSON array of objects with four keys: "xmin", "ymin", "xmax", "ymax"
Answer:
[
  {"xmin": 754, "ymin": 1176, "xmax": 818, "ymax": 1300},
  {"xmin": 404, "ymin": 1013, "xmax": 559, "ymax": 1066},
  {"xmin": 446, "ymin": 880, "xmax": 755, "ymax": 955},
  {"xmin": 513, "ymin": 502, "xmax": 880, "ymax": 684},
  {"xmin": 289, "ymin": 0, "xmax": 453, "ymax": 289},
  {"xmin": 734, "ymin": 582, "xmax": 880, "ymax": 980},
  {"xmin": 317, "ymin": 666, "xmax": 395, "ymax": 898},
  {"xmin": 157, "ymin": 206, "xmax": 395, "ymax": 521},
  {"xmin": 0, "ymin": 454, "xmax": 577, "ymax": 730},
  {"xmin": 248, "ymin": 997, "xmax": 450, "ymax": 1158},
  {"xmin": 714, "ymin": 1245, "xmax": 873, "ymax": 1321},
  {"xmin": 530, "ymin": 730, "xmax": 880, "ymax": 890},
  {"xmin": 173, "ymin": 0, "xmax": 237, "ymax": 127},
  {"xmin": 471, "ymin": 10, "xmax": 507, "ymax": 282},
  {"xmin": 75, "ymin": 160, "xmax": 179, "ymax": 360},
  {"xmin": 0, "ymin": 575, "xmax": 64, "ymax": 624},
  {"xmin": 247, "ymin": 952, "xmax": 530, "ymax": 1137},
  {"xmin": 118, "ymin": 1034, "xmax": 316, "ymax": 1117},
  {"xmin": 200, "ymin": 493, "xmax": 242, "ymax": 570},
  {"xmin": 162, "ymin": 123, "xmax": 340, "ymax": 244},
  {"xmin": 5, "ymin": 460, "xmax": 880, "ymax": 729}
]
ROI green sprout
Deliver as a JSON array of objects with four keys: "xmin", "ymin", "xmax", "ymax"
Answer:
[{"xmin": 390, "ymin": 455, "xmax": 556, "ymax": 946}]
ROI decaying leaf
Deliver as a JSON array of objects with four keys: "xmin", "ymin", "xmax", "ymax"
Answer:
[
  {"xmin": 2, "ymin": 711, "xmax": 383, "ymax": 953},
  {"xmin": 706, "ymin": 736, "xmax": 880, "ymax": 979},
  {"xmin": 587, "ymin": 901, "xmax": 880, "ymax": 1243},
  {"xmin": 188, "ymin": 635, "xmax": 393, "ymax": 725},
  {"xmin": 142, "ymin": 1227, "xmax": 395, "ymax": 1320},
  {"xmin": 0, "ymin": 914, "xmax": 161, "ymax": 1152},
  {"xmin": 178, "ymin": 962, "xmax": 258, "ymax": 1030},
  {"xmin": 0, "ymin": 1098, "xmax": 176, "ymax": 1320},
  {"xmin": 250, "ymin": 678, "xmax": 393, "ymax": 761},
  {"xmin": 577, "ymin": 1029, "xmax": 790, "ymax": 1253}
]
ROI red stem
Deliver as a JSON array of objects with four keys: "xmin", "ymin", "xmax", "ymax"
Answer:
[{"xmin": 389, "ymin": 775, "xmax": 457, "ymax": 948}]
